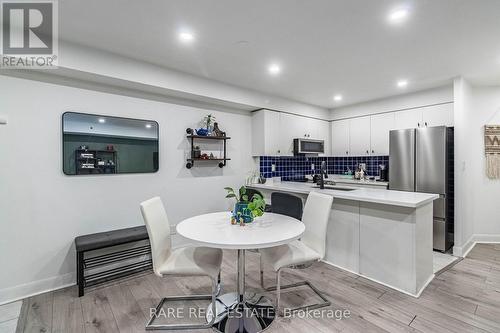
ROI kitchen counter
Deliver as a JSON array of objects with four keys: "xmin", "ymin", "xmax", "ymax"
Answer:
[
  {"xmin": 249, "ymin": 180, "xmax": 438, "ymax": 297},
  {"xmin": 249, "ymin": 181, "xmax": 437, "ymax": 208}
]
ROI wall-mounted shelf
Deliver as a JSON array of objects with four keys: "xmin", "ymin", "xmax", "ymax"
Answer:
[
  {"xmin": 185, "ymin": 128, "xmax": 230, "ymax": 168},
  {"xmin": 75, "ymin": 149, "xmax": 117, "ymax": 174}
]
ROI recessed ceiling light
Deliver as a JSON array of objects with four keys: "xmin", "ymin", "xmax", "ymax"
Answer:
[
  {"xmin": 388, "ymin": 8, "xmax": 409, "ymax": 23},
  {"xmin": 268, "ymin": 64, "xmax": 281, "ymax": 75},
  {"xmin": 145, "ymin": 124, "xmax": 152, "ymax": 128},
  {"xmin": 333, "ymin": 95, "xmax": 343, "ymax": 102},
  {"xmin": 98, "ymin": 118, "xmax": 106, "ymax": 123},
  {"xmin": 178, "ymin": 31, "xmax": 195, "ymax": 43},
  {"xmin": 397, "ymin": 80, "xmax": 408, "ymax": 88}
]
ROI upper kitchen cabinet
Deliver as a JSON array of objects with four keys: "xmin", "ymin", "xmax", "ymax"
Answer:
[
  {"xmin": 394, "ymin": 103, "xmax": 454, "ymax": 129},
  {"xmin": 279, "ymin": 112, "xmax": 303, "ymax": 156},
  {"xmin": 331, "ymin": 119, "xmax": 350, "ymax": 156},
  {"xmin": 314, "ymin": 119, "xmax": 331, "ymax": 156},
  {"xmin": 252, "ymin": 110, "xmax": 331, "ymax": 156},
  {"xmin": 349, "ymin": 116, "xmax": 371, "ymax": 156},
  {"xmin": 394, "ymin": 109, "xmax": 423, "ymax": 130},
  {"xmin": 421, "ymin": 103, "xmax": 453, "ymax": 127},
  {"xmin": 251, "ymin": 109, "xmax": 281, "ymax": 156},
  {"xmin": 370, "ymin": 113, "xmax": 395, "ymax": 155}
]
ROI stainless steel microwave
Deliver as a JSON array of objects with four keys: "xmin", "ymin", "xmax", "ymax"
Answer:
[{"xmin": 293, "ymin": 138, "xmax": 324, "ymax": 155}]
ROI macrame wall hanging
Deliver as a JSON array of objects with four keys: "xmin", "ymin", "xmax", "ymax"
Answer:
[{"xmin": 485, "ymin": 125, "xmax": 500, "ymax": 179}]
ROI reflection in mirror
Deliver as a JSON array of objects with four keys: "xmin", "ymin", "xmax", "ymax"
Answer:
[{"xmin": 62, "ymin": 112, "xmax": 159, "ymax": 175}]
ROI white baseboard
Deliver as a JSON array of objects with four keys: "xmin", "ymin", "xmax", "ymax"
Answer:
[
  {"xmin": 453, "ymin": 234, "xmax": 500, "ymax": 258},
  {"xmin": 0, "ymin": 272, "xmax": 75, "ymax": 306}
]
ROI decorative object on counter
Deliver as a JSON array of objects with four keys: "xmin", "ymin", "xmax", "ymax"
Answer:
[
  {"xmin": 485, "ymin": 125, "xmax": 500, "ymax": 179},
  {"xmin": 185, "ymin": 127, "xmax": 231, "ymax": 168},
  {"xmin": 79, "ymin": 145, "xmax": 89, "ymax": 150},
  {"xmin": 379, "ymin": 164, "xmax": 388, "ymax": 181},
  {"xmin": 225, "ymin": 186, "xmax": 266, "ymax": 224},
  {"xmin": 212, "ymin": 122, "xmax": 226, "ymax": 137}
]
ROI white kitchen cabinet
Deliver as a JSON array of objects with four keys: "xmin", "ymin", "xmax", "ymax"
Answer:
[
  {"xmin": 279, "ymin": 113, "xmax": 303, "ymax": 156},
  {"xmin": 394, "ymin": 109, "xmax": 423, "ymax": 130},
  {"xmin": 316, "ymin": 119, "xmax": 331, "ymax": 156},
  {"xmin": 251, "ymin": 109, "xmax": 281, "ymax": 156},
  {"xmin": 349, "ymin": 116, "xmax": 371, "ymax": 156},
  {"xmin": 421, "ymin": 103, "xmax": 453, "ymax": 127},
  {"xmin": 370, "ymin": 113, "xmax": 395, "ymax": 155},
  {"xmin": 253, "ymin": 110, "xmax": 331, "ymax": 156},
  {"xmin": 395, "ymin": 103, "xmax": 454, "ymax": 130},
  {"xmin": 331, "ymin": 119, "xmax": 350, "ymax": 156}
]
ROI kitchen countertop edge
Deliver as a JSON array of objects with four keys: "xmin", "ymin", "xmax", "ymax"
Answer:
[{"xmin": 248, "ymin": 182, "xmax": 439, "ymax": 208}]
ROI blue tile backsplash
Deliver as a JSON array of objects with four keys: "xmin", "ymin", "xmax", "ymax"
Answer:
[{"xmin": 259, "ymin": 155, "xmax": 389, "ymax": 180}]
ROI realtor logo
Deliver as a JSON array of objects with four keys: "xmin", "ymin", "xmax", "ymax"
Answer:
[{"xmin": 1, "ymin": 0, "xmax": 58, "ymax": 68}]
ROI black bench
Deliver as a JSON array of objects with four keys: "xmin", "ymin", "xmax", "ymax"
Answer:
[{"xmin": 75, "ymin": 226, "xmax": 152, "ymax": 297}]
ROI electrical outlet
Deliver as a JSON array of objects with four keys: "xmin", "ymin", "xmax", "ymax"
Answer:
[{"xmin": 271, "ymin": 164, "xmax": 276, "ymax": 172}]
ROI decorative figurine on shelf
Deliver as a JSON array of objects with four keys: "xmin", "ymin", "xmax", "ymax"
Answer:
[
  {"xmin": 224, "ymin": 186, "xmax": 266, "ymax": 224},
  {"xmin": 209, "ymin": 152, "xmax": 215, "ymax": 159},
  {"xmin": 212, "ymin": 122, "xmax": 226, "ymax": 137},
  {"xmin": 192, "ymin": 114, "xmax": 216, "ymax": 136}
]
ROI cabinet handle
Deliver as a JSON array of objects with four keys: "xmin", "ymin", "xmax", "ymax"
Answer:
[
  {"xmin": 277, "ymin": 150, "xmax": 280, "ymax": 154},
  {"xmin": 346, "ymin": 151, "xmax": 348, "ymax": 155},
  {"xmin": 366, "ymin": 150, "xmax": 369, "ymax": 154},
  {"xmin": 417, "ymin": 122, "xmax": 420, "ymax": 127},
  {"xmin": 372, "ymin": 150, "xmax": 374, "ymax": 154},
  {"xmin": 425, "ymin": 122, "xmax": 428, "ymax": 127}
]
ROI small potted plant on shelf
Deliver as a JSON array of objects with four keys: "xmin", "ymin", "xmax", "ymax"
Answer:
[{"xmin": 225, "ymin": 186, "xmax": 266, "ymax": 225}]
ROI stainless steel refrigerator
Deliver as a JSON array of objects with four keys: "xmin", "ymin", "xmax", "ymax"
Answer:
[{"xmin": 389, "ymin": 126, "xmax": 454, "ymax": 252}]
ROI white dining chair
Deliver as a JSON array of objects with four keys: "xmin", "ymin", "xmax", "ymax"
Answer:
[
  {"xmin": 259, "ymin": 191, "xmax": 333, "ymax": 315},
  {"xmin": 140, "ymin": 197, "xmax": 223, "ymax": 330}
]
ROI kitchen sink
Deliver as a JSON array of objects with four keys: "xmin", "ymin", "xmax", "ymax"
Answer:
[{"xmin": 313, "ymin": 185, "xmax": 356, "ymax": 191}]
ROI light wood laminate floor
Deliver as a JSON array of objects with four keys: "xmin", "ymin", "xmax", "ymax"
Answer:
[{"xmin": 12, "ymin": 243, "xmax": 500, "ymax": 333}]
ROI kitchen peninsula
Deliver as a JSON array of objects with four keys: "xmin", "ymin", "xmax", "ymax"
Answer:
[{"xmin": 249, "ymin": 181, "xmax": 439, "ymax": 297}]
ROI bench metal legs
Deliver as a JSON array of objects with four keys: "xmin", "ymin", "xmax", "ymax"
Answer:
[
  {"xmin": 146, "ymin": 273, "xmax": 220, "ymax": 330},
  {"xmin": 259, "ymin": 258, "xmax": 331, "ymax": 316}
]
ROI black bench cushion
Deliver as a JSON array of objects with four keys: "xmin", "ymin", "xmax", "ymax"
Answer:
[{"xmin": 75, "ymin": 226, "xmax": 149, "ymax": 252}]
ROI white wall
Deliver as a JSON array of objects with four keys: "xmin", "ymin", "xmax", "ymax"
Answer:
[
  {"xmin": 57, "ymin": 42, "xmax": 330, "ymax": 120},
  {"xmin": 453, "ymin": 78, "xmax": 500, "ymax": 255},
  {"xmin": 0, "ymin": 75, "xmax": 254, "ymax": 304},
  {"xmin": 330, "ymin": 85, "xmax": 453, "ymax": 120}
]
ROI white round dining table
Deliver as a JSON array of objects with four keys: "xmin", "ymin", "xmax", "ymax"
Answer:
[{"xmin": 176, "ymin": 211, "xmax": 305, "ymax": 333}]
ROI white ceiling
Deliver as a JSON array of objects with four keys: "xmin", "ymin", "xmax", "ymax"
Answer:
[{"xmin": 59, "ymin": 0, "xmax": 500, "ymax": 109}]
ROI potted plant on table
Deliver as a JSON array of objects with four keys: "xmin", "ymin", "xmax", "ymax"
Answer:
[{"xmin": 225, "ymin": 186, "xmax": 266, "ymax": 225}]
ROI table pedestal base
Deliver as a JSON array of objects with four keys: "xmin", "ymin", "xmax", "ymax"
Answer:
[{"xmin": 207, "ymin": 292, "xmax": 275, "ymax": 333}]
